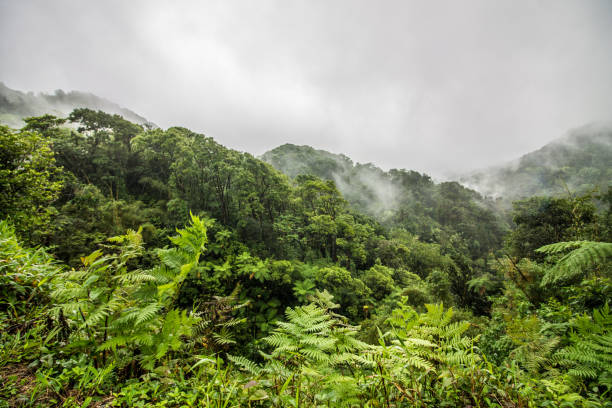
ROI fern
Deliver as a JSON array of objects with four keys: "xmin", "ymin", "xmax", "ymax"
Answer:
[
  {"xmin": 0, "ymin": 219, "xmax": 59, "ymax": 324},
  {"xmin": 97, "ymin": 335, "xmax": 129, "ymax": 352},
  {"xmin": 190, "ymin": 285, "xmax": 248, "ymax": 352},
  {"xmin": 135, "ymin": 302, "xmax": 162, "ymax": 326},
  {"xmin": 229, "ymin": 297, "xmax": 369, "ymax": 406},
  {"xmin": 257, "ymin": 301, "xmax": 369, "ymax": 370},
  {"xmin": 381, "ymin": 299, "xmax": 480, "ymax": 387},
  {"xmin": 554, "ymin": 304, "xmax": 612, "ymax": 390},
  {"xmin": 212, "ymin": 329, "xmax": 235, "ymax": 345},
  {"xmin": 505, "ymin": 313, "xmax": 560, "ymax": 374},
  {"xmin": 537, "ymin": 241, "xmax": 612, "ymax": 286},
  {"xmin": 50, "ymin": 215, "xmax": 209, "ymax": 371},
  {"xmin": 227, "ymin": 354, "xmax": 262, "ymax": 375}
]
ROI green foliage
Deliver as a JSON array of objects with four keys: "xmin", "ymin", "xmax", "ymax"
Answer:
[
  {"xmin": 506, "ymin": 313, "xmax": 560, "ymax": 374},
  {"xmin": 264, "ymin": 302, "xmax": 367, "ymax": 368},
  {"xmin": 360, "ymin": 264, "xmax": 395, "ymax": 301},
  {"xmin": 314, "ymin": 265, "xmax": 370, "ymax": 320},
  {"xmin": 229, "ymin": 296, "xmax": 370, "ymax": 406},
  {"xmin": 50, "ymin": 214, "xmax": 207, "ymax": 371},
  {"xmin": 4, "ymin": 112, "xmax": 507, "ymax": 315},
  {"xmin": 2, "ymin": 112, "xmax": 612, "ymax": 407},
  {"xmin": 555, "ymin": 304, "xmax": 612, "ymax": 391},
  {"xmin": 507, "ymin": 194, "xmax": 600, "ymax": 262},
  {"xmin": 192, "ymin": 285, "xmax": 249, "ymax": 352},
  {"xmin": 384, "ymin": 301, "xmax": 478, "ymax": 371},
  {"xmin": 0, "ymin": 125, "xmax": 63, "ymax": 242},
  {"xmin": 537, "ymin": 241, "xmax": 612, "ymax": 286},
  {"xmin": 0, "ymin": 220, "xmax": 58, "ymax": 319},
  {"xmin": 22, "ymin": 114, "xmax": 66, "ymax": 133},
  {"xmin": 264, "ymin": 144, "xmax": 506, "ymax": 263}
]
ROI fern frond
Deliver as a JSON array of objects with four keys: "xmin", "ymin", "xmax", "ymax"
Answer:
[
  {"xmin": 157, "ymin": 248, "xmax": 191, "ymax": 271},
  {"xmin": 135, "ymin": 302, "xmax": 162, "ymax": 326},
  {"xmin": 116, "ymin": 270, "xmax": 157, "ymax": 284},
  {"xmin": 301, "ymin": 346, "xmax": 330, "ymax": 362},
  {"xmin": 538, "ymin": 241, "xmax": 612, "ymax": 286},
  {"xmin": 219, "ymin": 317, "xmax": 246, "ymax": 328},
  {"xmin": 402, "ymin": 354, "xmax": 434, "ymax": 371},
  {"xmin": 84, "ymin": 304, "xmax": 111, "ymax": 328},
  {"xmin": 537, "ymin": 241, "xmax": 588, "ymax": 254},
  {"xmin": 212, "ymin": 328, "xmax": 236, "ymax": 345},
  {"xmin": 98, "ymin": 336, "xmax": 129, "ymax": 351},
  {"xmin": 299, "ymin": 334, "xmax": 336, "ymax": 349},
  {"xmin": 227, "ymin": 355, "xmax": 262, "ymax": 375},
  {"xmin": 132, "ymin": 332, "xmax": 155, "ymax": 347}
]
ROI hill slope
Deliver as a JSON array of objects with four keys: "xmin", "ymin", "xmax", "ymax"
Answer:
[
  {"xmin": 0, "ymin": 82, "xmax": 155, "ymax": 128},
  {"xmin": 262, "ymin": 143, "xmax": 506, "ymax": 259},
  {"xmin": 262, "ymin": 144, "xmax": 397, "ymax": 215},
  {"xmin": 461, "ymin": 124, "xmax": 612, "ymax": 200}
]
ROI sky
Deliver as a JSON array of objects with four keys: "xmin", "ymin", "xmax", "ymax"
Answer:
[{"xmin": 1, "ymin": 0, "xmax": 611, "ymax": 177}]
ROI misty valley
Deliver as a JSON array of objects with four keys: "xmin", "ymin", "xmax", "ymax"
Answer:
[{"xmin": 1, "ymin": 84, "xmax": 611, "ymax": 407}]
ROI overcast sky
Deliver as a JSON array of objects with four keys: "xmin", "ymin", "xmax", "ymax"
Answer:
[{"xmin": 1, "ymin": 0, "xmax": 611, "ymax": 177}]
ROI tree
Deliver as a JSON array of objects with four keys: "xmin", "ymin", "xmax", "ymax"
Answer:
[
  {"xmin": 0, "ymin": 126, "xmax": 63, "ymax": 242},
  {"xmin": 22, "ymin": 114, "xmax": 66, "ymax": 134},
  {"xmin": 506, "ymin": 196, "xmax": 597, "ymax": 260}
]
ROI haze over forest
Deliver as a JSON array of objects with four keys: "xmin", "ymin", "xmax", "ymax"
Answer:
[
  {"xmin": 2, "ymin": 2, "xmax": 612, "ymax": 407},
  {"xmin": 2, "ymin": 0, "xmax": 612, "ymax": 177}
]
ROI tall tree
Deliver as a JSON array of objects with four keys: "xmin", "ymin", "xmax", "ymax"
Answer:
[{"xmin": 0, "ymin": 125, "xmax": 63, "ymax": 242}]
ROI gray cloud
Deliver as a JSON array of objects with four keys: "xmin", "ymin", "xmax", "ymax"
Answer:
[{"xmin": 1, "ymin": 0, "xmax": 611, "ymax": 177}]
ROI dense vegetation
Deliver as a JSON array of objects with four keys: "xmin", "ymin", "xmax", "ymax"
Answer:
[
  {"xmin": 1, "ymin": 110, "xmax": 611, "ymax": 407},
  {"xmin": 262, "ymin": 144, "xmax": 506, "ymax": 255}
]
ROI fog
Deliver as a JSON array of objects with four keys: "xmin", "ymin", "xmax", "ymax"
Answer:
[
  {"xmin": 334, "ymin": 163, "xmax": 400, "ymax": 217},
  {"xmin": 0, "ymin": 82, "xmax": 154, "ymax": 127},
  {"xmin": 1, "ymin": 0, "xmax": 611, "ymax": 177},
  {"xmin": 461, "ymin": 123, "xmax": 612, "ymax": 199}
]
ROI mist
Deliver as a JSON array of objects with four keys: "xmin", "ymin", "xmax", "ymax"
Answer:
[
  {"xmin": 334, "ymin": 164, "xmax": 400, "ymax": 217},
  {"xmin": 0, "ymin": 82, "xmax": 154, "ymax": 128},
  {"xmin": 1, "ymin": 0, "xmax": 612, "ymax": 177},
  {"xmin": 461, "ymin": 123, "xmax": 612, "ymax": 200}
]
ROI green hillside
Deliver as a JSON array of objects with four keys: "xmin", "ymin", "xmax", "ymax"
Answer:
[
  {"xmin": 462, "ymin": 123, "xmax": 612, "ymax": 200},
  {"xmin": 262, "ymin": 143, "xmax": 507, "ymax": 259},
  {"xmin": 1, "ymin": 110, "xmax": 611, "ymax": 407}
]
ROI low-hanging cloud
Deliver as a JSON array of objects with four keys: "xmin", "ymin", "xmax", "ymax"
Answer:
[{"xmin": 1, "ymin": 0, "xmax": 611, "ymax": 177}]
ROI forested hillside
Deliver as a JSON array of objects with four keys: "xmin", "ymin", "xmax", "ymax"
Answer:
[
  {"xmin": 0, "ymin": 83, "xmax": 155, "ymax": 129},
  {"xmin": 262, "ymin": 143, "xmax": 506, "ymax": 255},
  {"xmin": 1, "ymin": 110, "xmax": 611, "ymax": 407},
  {"xmin": 462, "ymin": 123, "xmax": 612, "ymax": 201}
]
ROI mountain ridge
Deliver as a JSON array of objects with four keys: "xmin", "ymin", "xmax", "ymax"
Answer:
[
  {"xmin": 0, "ymin": 82, "xmax": 156, "ymax": 128},
  {"xmin": 4, "ymin": 82, "xmax": 609, "ymax": 204},
  {"xmin": 460, "ymin": 123, "xmax": 612, "ymax": 200},
  {"xmin": 263, "ymin": 122, "xmax": 612, "ymax": 205}
]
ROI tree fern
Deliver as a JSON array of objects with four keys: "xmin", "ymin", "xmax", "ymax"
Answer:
[{"xmin": 537, "ymin": 241, "xmax": 612, "ymax": 286}]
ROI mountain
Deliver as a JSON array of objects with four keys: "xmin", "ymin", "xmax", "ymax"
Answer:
[
  {"xmin": 461, "ymin": 123, "xmax": 612, "ymax": 200},
  {"xmin": 262, "ymin": 143, "xmax": 506, "ymax": 259},
  {"xmin": 262, "ymin": 144, "xmax": 412, "ymax": 216},
  {"xmin": 0, "ymin": 82, "xmax": 155, "ymax": 128}
]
